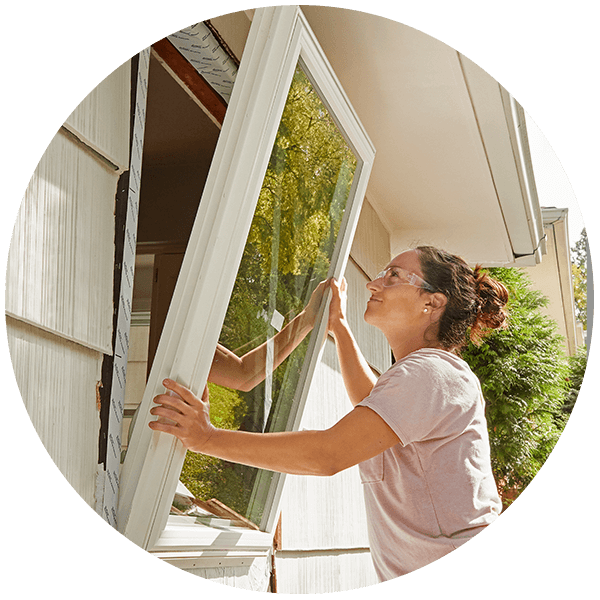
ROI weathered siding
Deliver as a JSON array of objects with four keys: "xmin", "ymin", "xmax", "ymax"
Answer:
[
  {"xmin": 6, "ymin": 129, "xmax": 117, "ymax": 353},
  {"xmin": 275, "ymin": 550, "xmax": 377, "ymax": 593},
  {"xmin": 6, "ymin": 316, "xmax": 103, "ymax": 506},
  {"xmin": 350, "ymin": 199, "xmax": 391, "ymax": 279},
  {"xmin": 281, "ymin": 341, "xmax": 373, "ymax": 550},
  {"xmin": 181, "ymin": 557, "xmax": 271, "ymax": 592},
  {"xmin": 344, "ymin": 257, "xmax": 392, "ymax": 371},
  {"xmin": 64, "ymin": 61, "xmax": 131, "ymax": 170},
  {"xmin": 5, "ymin": 61, "xmax": 130, "ymax": 507}
]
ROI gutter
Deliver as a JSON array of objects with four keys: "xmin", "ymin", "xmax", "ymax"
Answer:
[
  {"xmin": 459, "ymin": 54, "xmax": 545, "ymax": 266},
  {"xmin": 500, "ymin": 90, "xmax": 547, "ymax": 265}
]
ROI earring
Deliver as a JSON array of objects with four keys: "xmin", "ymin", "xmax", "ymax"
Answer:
[{"xmin": 424, "ymin": 308, "xmax": 428, "ymax": 313}]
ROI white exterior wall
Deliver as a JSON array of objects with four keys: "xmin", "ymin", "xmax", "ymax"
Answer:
[
  {"xmin": 276, "ymin": 198, "xmax": 390, "ymax": 593},
  {"xmin": 6, "ymin": 129, "xmax": 117, "ymax": 353},
  {"xmin": 5, "ymin": 61, "xmax": 130, "ymax": 507},
  {"xmin": 181, "ymin": 557, "xmax": 271, "ymax": 591},
  {"xmin": 6, "ymin": 316, "xmax": 104, "ymax": 506},
  {"xmin": 275, "ymin": 551, "xmax": 378, "ymax": 593}
]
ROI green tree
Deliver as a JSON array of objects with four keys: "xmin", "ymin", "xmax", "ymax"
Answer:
[
  {"xmin": 571, "ymin": 228, "xmax": 587, "ymax": 329},
  {"xmin": 462, "ymin": 267, "xmax": 569, "ymax": 507},
  {"xmin": 178, "ymin": 65, "xmax": 357, "ymax": 520},
  {"xmin": 564, "ymin": 343, "xmax": 587, "ymax": 416}
]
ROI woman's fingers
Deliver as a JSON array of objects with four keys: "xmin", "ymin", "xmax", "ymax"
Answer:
[
  {"xmin": 330, "ymin": 276, "xmax": 347, "ymax": 296},
  {"xmin": 148, "ymin": 420, "xmax": 181, "ymax": 438},
  {"xmin": 149, "ymin": 380, "xmax": 216, "ymax": 453},
  {"xmin": 153, "ymin": 381, "xmax": 209, "ymax": 410},
  {"xmin": 150, "ymin": 404, "xmax": 183, "ymax": 420},
  {"xmin": 152, "ymin": 391, "xmax": 187, "ymax": 413},
  {"xmin": 201, "ymin": 384, "xmax": 210, "ymax": 401},
  {"xmin": 162, "ymin": 378, "xmax": 196, "ymax": 403},
  {"xmin": 329, "ymin": 278, "xmax": 347, "ymax": 309}
]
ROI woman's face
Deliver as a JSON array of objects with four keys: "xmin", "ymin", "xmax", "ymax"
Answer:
[{"xmin": 364, "ymin": 250, "xmax": 430, "ymax": 330}]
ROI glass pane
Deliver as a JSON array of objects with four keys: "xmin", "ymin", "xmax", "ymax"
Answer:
[{"xmin": 178, "ymin": 63, "xmax": 358, "ymax": 526}]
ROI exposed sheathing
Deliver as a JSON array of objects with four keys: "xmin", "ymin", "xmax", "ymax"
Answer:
[
  {"xmin": 6, "ymin": 129, "xmax": 117, "ymax": 354},
  {"xmin": 64, "ymin": 60, "xmax": 131, "ymax": 170},
  {"xmin": 275, "ymin": 550, "xmax": 378, "ymax": 593},
  {"xmin": 121, "ymin": 323, "xmax": 150, "ymax": 452},
  {"xmin": 6, "ymin": 316, "xmax": 103, "ymax": 507},
  {"xmin": 167, "ymin": 22, "xmax": 239, "ymax": 104}
]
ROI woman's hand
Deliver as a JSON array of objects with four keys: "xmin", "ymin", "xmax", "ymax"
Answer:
[
  {"xmin": 148, "ymin": 379, "xmax": 217, "ymax": 453},
  {"xmin": 328, "ymin": 277, "xmax": 348, "ymax": 334},
  {"xmin": 302, "ymin": 278, "xmax": 330, "ymax": 327}
]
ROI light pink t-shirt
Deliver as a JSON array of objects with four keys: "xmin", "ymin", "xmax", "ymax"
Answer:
[{"xmin": 358, "ymin": 348, "xmax": 502, "ymax": 581}]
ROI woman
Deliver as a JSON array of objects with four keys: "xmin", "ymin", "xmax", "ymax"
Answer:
[{"xmin": 149, "ymin": 246, "xmax": 508, "ymax": 580}]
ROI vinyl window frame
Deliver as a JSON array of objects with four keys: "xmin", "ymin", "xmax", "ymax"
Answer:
[{"xmin": 117, "ymin": 5, "xmax": 375, "ymax": 554}]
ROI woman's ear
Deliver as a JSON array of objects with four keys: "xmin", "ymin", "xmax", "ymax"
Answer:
[{"xmin": 427, "ymin": 292, "xmax": 447, "ymax": 313}]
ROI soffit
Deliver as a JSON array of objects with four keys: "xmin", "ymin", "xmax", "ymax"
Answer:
[
  {"xmin": 150, "ymin": 8, "xmax": 526, "ymax": 266},
  {"xmin": 301, "ymin": 7, "xmax": 516, "ymax": 265}
]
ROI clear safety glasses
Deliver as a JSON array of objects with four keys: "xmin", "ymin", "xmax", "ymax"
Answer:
[{"xmin": 373, "ymin": 266, "xmax": 435, "ymax": 292}]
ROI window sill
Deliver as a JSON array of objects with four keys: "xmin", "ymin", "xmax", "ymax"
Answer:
[{"xmin": 149, "ymin": 515, "xmax": 274, "ymax": 565}]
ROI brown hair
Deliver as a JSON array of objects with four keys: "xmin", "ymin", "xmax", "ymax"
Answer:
[{"xmin": 416, "ymin": 246, "xmax": 509, "ymax": 351}]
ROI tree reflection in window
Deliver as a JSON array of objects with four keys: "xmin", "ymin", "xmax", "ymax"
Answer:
[{"xmin": 179, "ymin": 64, "xmax": 357, "ymax": 525}]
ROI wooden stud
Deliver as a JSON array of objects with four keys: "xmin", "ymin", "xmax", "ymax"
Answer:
[{"xmin": 152, "ymin": 37, "xmax": 227, "ymax": 126}]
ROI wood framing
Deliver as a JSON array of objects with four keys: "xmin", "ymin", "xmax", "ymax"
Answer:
[{"xmin": 152, "ymin": 37, "xmax": 227, "ymax": 127}]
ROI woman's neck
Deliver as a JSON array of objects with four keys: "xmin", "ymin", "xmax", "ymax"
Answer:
[{"xmin": 388, "ymin": 334, "xmax": 444, "ymax": 362}]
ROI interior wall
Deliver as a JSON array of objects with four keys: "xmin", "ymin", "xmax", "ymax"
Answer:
[
  {"xmin": 136, "ymin": 162, "xmax": 210, "ymax": 245},
  {"xmin": 136, "ymin": 52, "xmax": 220, "ymax": 247}
]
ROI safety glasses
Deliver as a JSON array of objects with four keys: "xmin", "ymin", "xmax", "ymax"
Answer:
[{"xmin": 373, "ymin": 266, "xmax": 435, "ymax": 292}]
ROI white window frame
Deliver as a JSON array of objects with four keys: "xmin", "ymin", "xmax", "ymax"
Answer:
[{"xmin": 117, "ymin": 5, "xmax": 375, "ymax": 554}]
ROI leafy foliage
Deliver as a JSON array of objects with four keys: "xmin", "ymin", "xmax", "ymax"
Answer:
[
  {"xmin": 178, "ymin": 65, "xmax": 357, "ymax": 519},
  {"xmin": 178, "ymin": 383, "xmax": 248, "ymax": 507},
  {"xmin": 564, "ymin": 344, "xmax": 588, "ymax": 416},
  {"xmin": 571, "ymin": 228, "xmax": 588, "ymax": 329},
  {"xmin": 462, "ymin": 267, "xmax": 570, "ymax": 504}
]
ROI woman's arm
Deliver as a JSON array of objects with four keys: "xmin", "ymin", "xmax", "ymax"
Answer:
[
  {"xmin": 149, "ymin": 379, "xmax": 399, "ymax": 476},
  {"xmin": 208, "ymin": 280, "xmax": 329, "ymax": 392},
  {"xmin": 327, "ymin": 278, "xmax": 378, "ymax": 406}
]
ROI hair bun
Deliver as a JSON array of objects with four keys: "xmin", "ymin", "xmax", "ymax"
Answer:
[
  {"xmin": 416, "ymin": 246, "xmax": 511, "ymax": 351},
  {"xmin": 471, "ymin": 266, "xmax": 509, "ymax": 342}
]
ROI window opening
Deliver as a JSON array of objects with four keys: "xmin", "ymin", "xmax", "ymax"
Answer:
[{"xmin": 121, "ymin": 50, "xmax": 221, "ymax": 455}]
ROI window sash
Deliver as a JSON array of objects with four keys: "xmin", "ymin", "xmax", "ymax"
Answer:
[{"xmin": 117, "ymin": 5, "xmax": 375, "ymax": 551}]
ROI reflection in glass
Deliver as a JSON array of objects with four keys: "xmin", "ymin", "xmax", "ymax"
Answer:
[{"xmin": 178, "ymin": 63, "xmax": 358, "ymax": 526}]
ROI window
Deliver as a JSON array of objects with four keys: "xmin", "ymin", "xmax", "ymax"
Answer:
[{"xmin": 118, "ymin": 5, "xmax": 375, "ymax": 553}]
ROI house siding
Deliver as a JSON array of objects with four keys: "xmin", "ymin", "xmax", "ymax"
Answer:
[
  {"xmin": 6, "ymin": 61, "xmax": 130, "ymax": 507},
  {"xmin": 275, "ymin": 550, "xmax": 377, "ymax": 593},
  {"xmin": 275, "ymin": 198, "xmax": 390, "ymax": 593}
]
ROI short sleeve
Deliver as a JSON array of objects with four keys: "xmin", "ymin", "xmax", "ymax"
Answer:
[{"xmin": 358, "ymin": 351, "xmax": 476, "ymax": 446}]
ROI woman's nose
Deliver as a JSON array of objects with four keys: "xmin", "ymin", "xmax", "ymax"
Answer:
[{"xmin": 366, "ymin": 277, "xmax": 382, "ymax": 292}]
